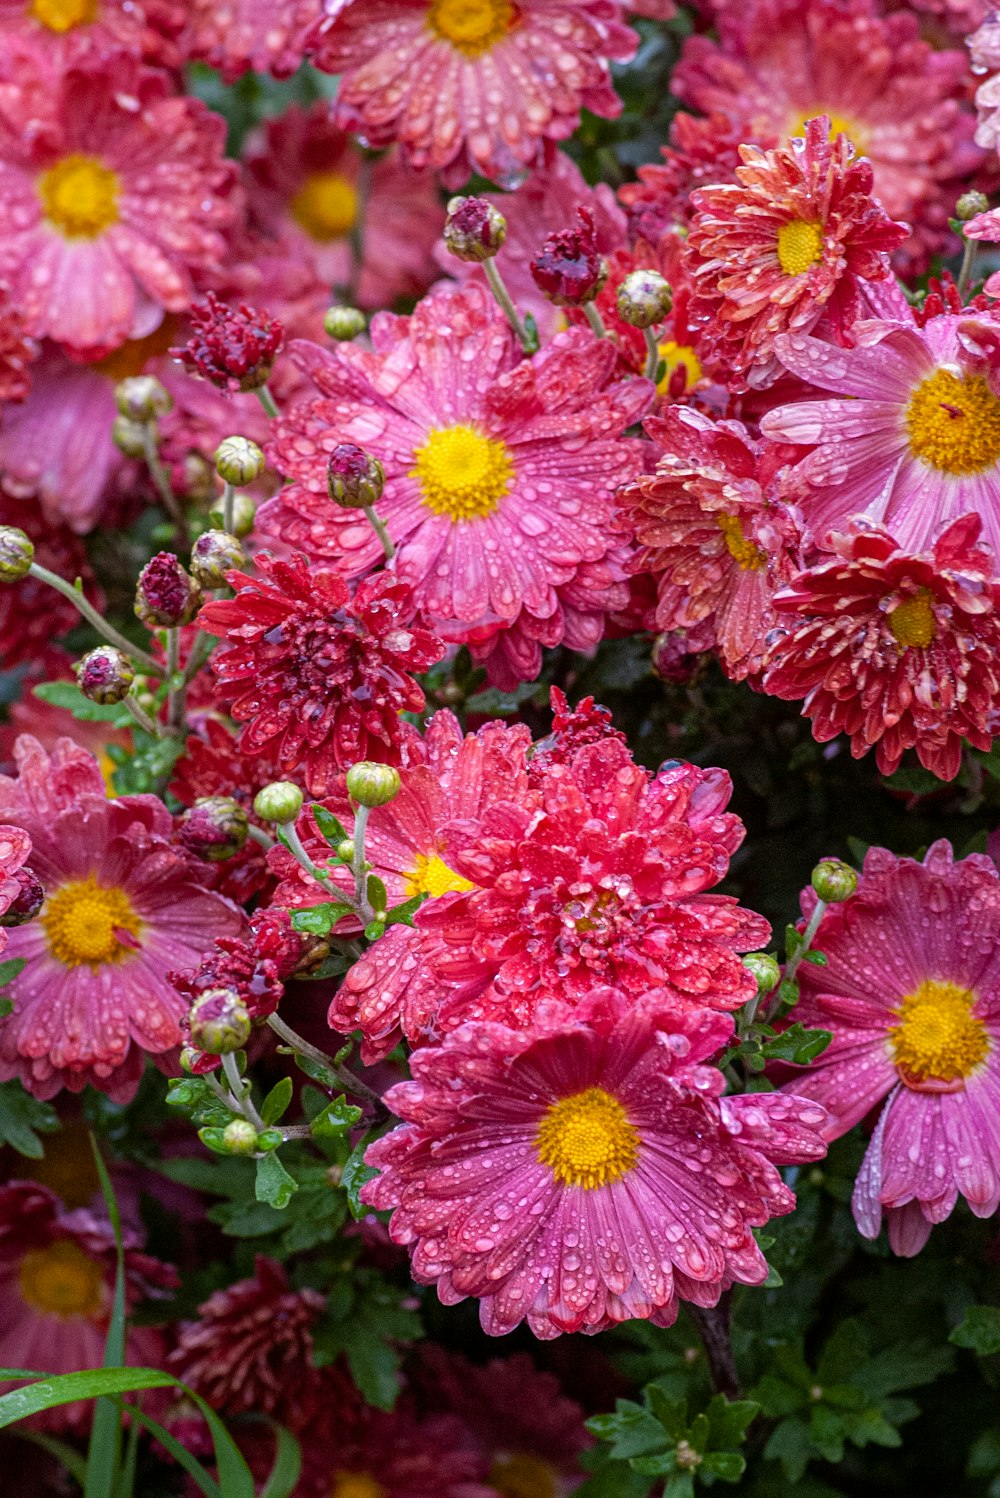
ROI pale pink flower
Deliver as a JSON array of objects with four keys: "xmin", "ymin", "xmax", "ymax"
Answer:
[{"xmin": 182, "ymin": 0, "xmax": 319, "ymax": 80}]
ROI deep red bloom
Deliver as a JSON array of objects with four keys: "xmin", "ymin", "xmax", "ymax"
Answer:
[
  {"xmin": 173, "ymin": 293, "xmax": 284, "ymax": 394},
  {"xmin": 530, "ymin": 207, "xmax": 607, "ymax": 307},
  {"xmin": 170, "ymin": 907, "xmax": 305, "ymax": 1028},
  {"xmin": 200, "ymin": 553, "xmax": 444, "ymax": 797},
  {"xmin": 619, "ymin": 111, "xmax": 755, "ymax": 249}
]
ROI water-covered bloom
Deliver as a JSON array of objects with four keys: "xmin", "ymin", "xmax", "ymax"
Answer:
[
  {"xmin": 0, "ymin": 45, "xmax": 234, "ymax": 355},
  {"xmin": 182, "ymin": 0, "xmax": 319, "ymax": 81},
  {"xmin": 0, "ymin": 823, "xmax": 32, "ymax": 953},
  {"xmin": 306, "ymin": 0, "xmax": 638, "ymax": 188},
  {"xmin": 618, "ymin": 407, "xmax": 801, "ymax": 681},
  {"xmin": 0, "ymin": 283, "xmax": 32, "ymax": 403},
  {"xmin": 168, "ymin": 1257, "xmax": 324, "ymax": 1429},
  {"xmin": 0, "ymin": 1182, "xmax": 176, "ymax": 1427},
  {"xmin": 261, "ymin": 284, "xmax": 651, "ymax": 687},
  {"xmin": 200, "ymin": 553, "xmax": 444, "ymax": 797},
  {"xmin": 685, "ymin": 119, "xmax": 907, "ymax": 391},
  {"xmin": 762, "ymin": 515, "xmax": 1000, "ymax": 781},
  {"xmin": 172, "ymin": 294, "xmax": 283, "ymax": 394},
  {"xmin": 0, "ymin": 736, "xmax": 242, "ymax": 1100},
  {"xmin": 761, "ymin": 314, "xmax": 1000, "ymax": 557},
  {"xmin": 0, "ymin": 0, "xmax": 186, "ymax": 64},
  {"xmin": 364, "ymin": 990, "xmax": 827, "ymax": 1337},
  {"xmin": 780, "ymin": 841, "xmax": 1000, "ymax": 1255},
  {"xmin": 969, "ymin": 14, "xmax": 1000, "ymax": 155}
]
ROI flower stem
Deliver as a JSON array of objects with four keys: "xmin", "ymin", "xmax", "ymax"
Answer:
[
  {"xmin": 363, "ymin": 505, "xmax": 395, "ymax": 563},
  {"xmin": 221, "ymin": 482, "xmax": 235, "ymax": 534},
  {"xmin": 687, "ymin": 1297, "xmax": 742, "ymax": 1400},
  {"xmin": 279, "ymin": 820, "xmax": 338, "ymax": 897},
  {"xmin": 222, "ymin": 1051, "xmax": 265, "ymax": 1131},
  {"xmin": 256, "ymin": 385, "xmax": 279, "ymax": 419},
  {"xmin": 122, "ymin": 694, "xmax": 165, "ymax": 739},
  {"xmin": 28, "ymin": 562, "xmax": 162, "ymax": 675},
  {"xmin": 583, "ymin": 302, "xmax": 606, "ymax": 339},
  {"xmin": 351, "ymin": 804, "xmax": 375, "ymax": 925},
  {"xmin": 783, "ymin": 897, "xmax": 828, "ymax": 988},
  {"xmin": 246, "ymin": 824, "xmax": 275, "ymax": 851},
  {"xmin": 643, "ymin": 325, "xmax": 662, "ymax": 381},
  {"xmin": 266, "ymin": 1013, "xmax": 383, "ymax": 1108},
  {"xmin": 483, "ymin": 257, "xmax": 533, "ymax": 352},
  {"xmin": 345, "ymin": 154, "xmax": 374, "ymax": 307},
  {"xmin": 142, "ymin": 425, "xmax": 186, "ymax": 548},
  {"xmin": 958, "ymin": 233, "xmax": 979, "ymax": 298}
]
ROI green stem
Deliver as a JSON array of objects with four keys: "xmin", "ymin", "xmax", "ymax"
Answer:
[
  {"xmin": 221, "ymin": 482, "xmax": 235, "ymax": 534},
  {"xmin": 351, "ymin": 804, "xmax": 374, "ymax": 925},
  {"xmin": 583, "ymin": 302, "xmax": 606, "ymax": 339},
  {"xmin": 345, "ymin": 154, "xmax": 374, "ymax": 307},
  {"xmin": 28, "ymin": 563, "xmax": 162, "ymax": 675},
  {"xmin": 643, "ymin": 325, "xmax": 662, "ymax": 381},
  {"xmin": 142, "ymin": 425, "xmax": 185, "ymax": 547},
  {"xmin": 484, "ymin": 257, "xmax": 533, "ymax": 351},
  {"xmin": 222, "ymin": 1052, "xmax": 265, "ymax": 1131},
  {"xmin": 122, "ymin": 694, "xmax": 164, "ymax": 740},
  {"xmin": 256, "ymin": 385, "xmax": 279, "ymax": 419},
  {"xmin": 246, "ymin": 825, "xmax": 275, "ymax": 852},
  {"xmin": 957, "ymin": 234, "xmax": 978, "ymax": 299},
  {"xmin": 783, "ymin": 898, "xmax": 828, "ymax": 988},
  {"xmin": 280, "ymin": 820, "xmax": 338, "ymax": 897},
  {"xmin": 266, "ymin": 1013, "xmax": 383, "ymax": 1108},
  {"xmin": 363, "ymin": 505, "xmax": 395, "ymax": 563}
]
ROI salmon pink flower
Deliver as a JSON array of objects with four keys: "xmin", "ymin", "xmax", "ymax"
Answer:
[
  {"xmin": 0, "ymin": 823, "xmax": 32, "ymax": 955},
  {"xmin": 363, "ymin": 990, "xmax": 828, "ymax": 1337},
  {"xmin": 182, "ymin": 0, "xmax": 319, "ymax": 81},
  {"xmin": 762, "ymin": 515, "xmax": 1000, "ymax": 781},
  {"xmin": 306, "ymin": 0, "xmax": 638, "ymax": 188},
  {"xmin": 969, "ymin": 14, "xmax": 1000, "ymax": 154},
  {"xmin": 780, "ymin": 841, "xmax": 1000, "ymax": 1255},
  {"xmin": 0, "ymin": 736, "xmax": 243, "ymax": 1100}
]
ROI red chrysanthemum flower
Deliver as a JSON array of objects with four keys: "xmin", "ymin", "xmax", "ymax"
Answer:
[
  {"xmin": 0, "ymin": 283, "xmax": 33, "ymax": 403},
  {"xmin": 260, "ymin": 284, "xmax": 651, "ymax": 689},
  {"xmin": 363, "ymin": 990, "xmax": 827, "ymax": 1337},
  {"xmin": 618, "ymin": 407, "xmax": 802, "ymax": 681},
  {"xmin": 306, "ymin": 0, "xmax": 638, "ymax": 189},
  {"xmin": 685, "ymin": 118, "xmax": 907, "ymax": 391},
  {"xmin": 172, "ymin": 293, "xmax": 284, "ymax": 394},
  {"xmin": 200, "ymin": 553, "xmax": 445, "ymax": 797},
  {"xmin": 0, "ymin": 44, "xmax": 235, "ymax": 355},
  {"xmin": 619, "ymin": 111, "xmax": 759, "ymax": 252},
  {"xmin": 762, "ymin": 514, "xmax": 1000, "ymax": 780},
  {"xmin": 0, "ymin": 496, "xmax": 103, "ymax": 668},
  {"xmin": 530, "ymin": 207, "xmax": 608, "ymax": 307},
  {"xmin": 168, "ymin": 1257, "xmax": 325, "ymax": 1429},
  {"xmin": 182, "ymin": 0, "xmax": 320, "ymax": 81},
  {"xmin": 296, "ymin": 1394, "xmax": 494, "ymax": 1498}
]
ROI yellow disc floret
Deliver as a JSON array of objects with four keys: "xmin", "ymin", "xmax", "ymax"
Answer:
[
  {"xmin": 30, "ymin": 0, "xmax": 96, "ymax": 30},
  {"xmin": 19, "ymin": 1240, "xmax": 104, "ymax": 1319},
  {"xmin": 790, "ymin": 110, "xmax": 868, "ymax": 150},
  {"xmin": 887, "ymin": 589, "xmax": 936, "ymax": 650},
  {"xmin": 657, "ymin": 340, "xmax": 703, "ymax": 396},
  {"xmin": 38, "ymin": 154, "xmax": 120, "ymax": 239},
  {"xmin": 404, "ymin": 852, "xmax": 475, "ymax": 900},
  {"xmin": 428, "ymin": 0, "xmax": 515, "ymax": 56},
  {"xmin": 717, "ymin": 512, "xmax": 766, "ymax": 571},
  {"xmin": 412, "ymin": 423, "xmax": 514, "ymax": 522},
  {"xmin": 889, "ymin": 978, "xmax": 990, "ymax": 1085},
  {"xmin": 905, "ymin": 368, "xmax": 1000, "ymax": 476},
  {"xmin": 776, "ymin": 219, "xmax": 824, "ymax": 277},
  {"xmin": 42, "ymin": 876, "xmax": 142, "ymax": 969},
  {"xmin": 330, "ymin": 1476, "xmax": 385, "ymax": 1498},
  {"xmin": 290, "ymin": 171, "xmax": 359, "ymax": 242},
  {"xmin": 536, "ymin": 1087, "xmax": 639, "ymax": 1190},
  {"xmin": 489, "ymin": 1453, "xmax": 558, "ymax": 1498}
]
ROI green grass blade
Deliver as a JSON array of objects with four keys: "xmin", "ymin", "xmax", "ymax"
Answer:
[
  {"xmin": 84, "ymin": 1134, "xmax": 127, "ymax": 1498},
  {"xmin": 119, "ymin": 1404, "xmax": 220, "ymax": 1498}
]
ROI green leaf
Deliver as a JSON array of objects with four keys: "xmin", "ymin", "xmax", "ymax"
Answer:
[
  {"xmin": 311, "ymin": 805, "xmax": 349, "ymax": 848},
  {"xmin": 764, "ymin": 1418, "xmax": 813, "ymax": 1482},
  {"xmin": 260, "ymin": 1076, "xmax": 294, "ymax": 1127},
  {"xmin": 761, "ymin": 1024, "xmax": 832, "ymax": 1066},
  {"xmin": 311, "ymin": 1095, "xmax": 363, "ymax": 1139},
  {"xmin": 383, "ymin": 895, "xmax": 424, "ymax": 928},
  {"xmin": 341, "ymin": 1134, "xmax": 378, "ymax": 1219},
  {"xmin": 950, "ymin": 1305, "xmax": 1000, "ymax": 1356},
  {"xmin": 33, "ymin": 680, "xmax": 133, "ymax": 726},
  {"xmin": 121, "ymin": 1404, "xmax": 219, "ymax": 1498},
  {"xmin": 705, "ymin": 1395, "xmax": 759, "ymax": 1448},
  {"xmin": 85, "ymin": 1136, "xmax": 127, "ymax": 1498},
  {"xmin": 0, "ymin": 1080, "xmax": 59, "ymax": 1158},
  {"xmin": 11, "ymin": 1429, "xmax": 89, "ymax": 1486},
  {"xmin": 700, "ymin": 1450, "xmax": 746, "ymax": 1482},
  {"xmin": 367, "ymin": 874, "xmax": 388, "ymax": 915},
  {"xmin": 255, "ymin": 1151, "xmax": 299, "ymax": 1210},
  {"xmin": 0, "ymin": 957, "xmax": 26, "ymax": 988},
  {"xmin": 290, "ymin": 902, "xmax": 354, "ymax": 936},
  {"xmin": 259, "ymin": 1421, "xmax": 303, "ymax": 1498}
]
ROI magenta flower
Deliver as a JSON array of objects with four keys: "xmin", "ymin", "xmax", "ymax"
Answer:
[
  {"xmin": 182, "ymin": 0, "xmax": 319, "ymax": 81},
  {"xmin": 0, "ymin": 822, "xmax": 32, "ymax": 955},
  {"xmin": 364, "ymin": 990, "xmax": 828, "ymax": 1337},
  {"xmin": 780, "ymin": 841, "xmax": 1000, "ymax": 1255}
]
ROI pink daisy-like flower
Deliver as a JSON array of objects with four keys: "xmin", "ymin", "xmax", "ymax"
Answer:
[
  {"xmin": 685, "ymin": 118, "xmax": 907, "ymax": 391},
  {"xmin": 619, "ymin": 111, "xmax": 762, "ymax": 252},
  {"xmin": 762, "ymin": 514, "xmax": 1000, "ymax": 781},
  {"xmin": 969, "ymin": 15, "xmax": 1000, "ymax": 154},
  {"xmin": 260, "ymin": 284, "xmax": 652, "ymax": 688},
  {"xmin": 0, "ymin": 44, "xmax": 235, "ymax": 355},
  {"xmin": 182, "ymin": 0, "xmax": 319, "ymax": 80},
  {"xmin": 618, "ymin": 406, "xmax": 802, "ymax": 681},
  {"xmin": 0, "ymin": 822, "xmax": 32, "ymax": 955},
  {"xmin": 307, "ymin": 0, "xmax": 638, "ymax": 189},
  {"xmin": 780, "ymin": 840, "xmax": 1000, "ymax": 1255},
  {"xmin": 0, "ymin": 735, "xmax": 243, "ymax": 1100},
  {"xmin": 761, "ymin": 313, "xmax": 1000, "ymax": 556},
  {"xmin": 364, "ymin": 989, "xmax": 828, "ymax": 1337},
  {"xmin": 0, "ymin": 282, "xmax": 33, "ymax": 403},
  {"xmin": 672, "ymin": 0, "xmax": 981, "ymax": 274},
  {"xmin": 0, "ymin": 0, "xmax": 186, "ymax": 65},
  {"xmin": 0, "ymin": 1181, "xmax": 176, "ymax": 1429},
  {"xmin": 245, "ymin": 105, "xmax": 443, "ymax": 310}
]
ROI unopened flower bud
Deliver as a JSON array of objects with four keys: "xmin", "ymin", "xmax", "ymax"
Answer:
[
  {"xmin": 115, "ymin": 375, "xmax": 172, "ymax": 423},
  {"xmin": 675, "ymin": 1441, "xmax": 702, "ymax": 1472},
  {"xmin": 210, "ymin": 493, "xmax": 256, "ymax": 538},
  {"xmin": 253, "ymin": 781, "xmax": 304, "ymax": 824},
  {"xmin": 443, "ymin": 195, "xmax": 507, "ymax": 262},
  {"xmin": 616, "ymin": 269, "xmax": 673, "ymax": 328},
  {"xmin": 215, "ymin": 436, "xmax": 266, "ymax": 487},
  {"xmin": 327, "ymin": 443, "xmax": 385, "ymax": 509},
  {"xmin": 336, "ymin": 839, "xmax": 355, "ymax": 862},
  {"xmin": 324, "ymin": 306, "xmax": 367, "ymax": 341},
  {"xmin": 135, "ymin": 552, "xmax": 202, "ymax": 627},
  {"xmin": 0, "ymin": 866, "xmax": 44, "ymax": 927},
  {"xmin": 174, "ymin": 293, "xmax": 283, "ymax": 393},
  {"xmin": 811, "ymin": 858, "xmax": 858, "ymax": 904},
  {"xmin": 531, "ymin": 208, "xmax": 608, "ymax": 307},
  {"xmin": 190, "ymin": 987, "xmax": 252, "ymax": 1054},
  {"xmin": 75, "ymin": 646, "xmax": 135, "ymax": 705},
  {"xmin": 179, "ymin": 797, "xmax": 249, "ymax": 861},
  {"xmin": 222, "ymin": 1118, "xmax": 259, "ymax": 1154},
  {"xmin": 743, "ymin": 952, "xmax": 781, "ymax": 994},
  {"xmin": 957, "ymin": 191, "xmax": 990, "ymax": 223},
  {"xmin": 0, "ymin": 527, "xmax": 34, "ymax": 582},
  {"xmin": 179, "ymin": 1046, "xmax": 201, "ymax": 1073},
  {"xmin": 190, "ymin": 529, "xmax": 246, "ymax": 589},
  {"xmin": 111, "ymin": 415, "xmax": 149, "ymax": 458},
  {"xmin": 346, "ymin": 761, "xmax": 401, "ymax": 808}
]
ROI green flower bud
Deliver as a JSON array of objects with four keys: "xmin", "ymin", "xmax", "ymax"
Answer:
[
  {"xmin": 111, "ymin": 415, "xmax": 149, "ymax": 458},
  {"xmin": 189, "ymin": 988, "xmax": 252, "ymax": 1054},
  {"xmin": 75, "ymin": 646, "xmax": 135, "ymax": 705},
  {"xmin": 616, "ymin": 269, "xmax": 673, "ymax": 328},
  {"xmin": 346, "ymin": 762, "xmax": 401, "ymax": 808},
  {"xmin": 190, "ymin": 529, "xmax": 246, "ymax": 589},
  {"xmin": 811, "ymin": 858, "xmax": 859, "ymax": 904},
  {"xmin": 179, "ymin": 797, "xmax": 249, "ymax": 861},
  {"xmin": 336, "ymin": 839, "xmax": 355, "ymax": 862},
  {"xmin": 956, "ymin": 191, "xmax": 989, "ymax": 222},
  {"xmin": 0, "ymin": 526, "xmax": 34, "ymax": 583},
  {"xmin": 253, "ymin": 781, "xmax": 304, "ymax": 824},
  {"xmin": 324, "ymin": 306, "xmax": 367, "ymax": 341},
  {"xmin": 222, "ymin": 1119, "xmax": 259, "ymax": 1155},
  {"xmin": 743, "ymin": 952, "xmax": 782, "ymax": 994},
  {"xmin": 115, "ymin": 375, "xmax": 172, "ymax": 422},
  {"xmin": 215, "ymin": 435, "xmax": 266, "ymax": 487},
  {"xmin": 327, "ymin": 444, "xmax": 385, "ymax": 508},
  {"xmin": 209, "ymin": 492, "xmax": 256, "ymax": 538}
]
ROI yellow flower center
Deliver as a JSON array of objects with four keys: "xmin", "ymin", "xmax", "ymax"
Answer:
[
  {"xmin": 717, "ymin": 512, "xmax": 766, "ymax": 570},
  {"xmin": 790, "ymin": 110, "xmax": 868, "ymax": 151},
  {"xmin": 412, "ymin": 424, "xmax": 514, "ymax": 523},
  {"xmin": 330, "ymin": 1476, "xmax": 385, "ymax": 1498},
  {"xmin": 887, "ymin": 589, "xmax": 936, "ymax": 649},
  {"xmin": 19, "ymin": 1240, "xmax": 104, "ymax": 1319},
  {"xmin": 93, "ymin": 318, "xmax": 179, "ymax": 382},
  {"xmin": 490, "ymin": 1453, "xmax": 558, "ymax": 1498},
  {"xmin": 42, "ymin": 876, "xmax": 142, "ymax": 969},
  {"xmin": 776, "ymin": 218, "xmax": 824, "ymax": 276},
  {"xmin": 403, "ymin": 852, "xmax": 475, "ymax": 899},
  {"xmin": 536, "ymin": 1087, "xmax": 639, "ymax": 1190},
  {"xmin": 904, "ymin": 368, "xmax": 1000, "ymax": 476},
  {"xmin": 889, "ymin": 979, "xmax": 990, "ymax": 1086},
  {"xmin": 427, "ymin": 0, "xmax": 515, "ymax": 56},
  {"xmin": 38, "ymin": 153, "xmax": 120, "ymax": 240},
  {"xmin": 657, "ymin": 340, "xmax": 703, "ymax": 395},
  {"xmin": 290, "ymin": 170, "xmax": 359, "ymax": 243},
  {"xmin": 30, "ymin": 0, "xmax": 96, "ymax": 29}
]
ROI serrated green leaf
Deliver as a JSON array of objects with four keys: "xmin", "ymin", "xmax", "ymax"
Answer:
[
  {"xmin": 950, "ymin": 1305, "xmax": 1000, "ymax": 1356},
  {"xmin": 290, "ymin": 902, "xmax": 354, "ymax": 936},
  {"xmin": 705, "ymin": 1395, "xmax": 759, "ymax": 1448},
  {"xmin": 763, "ymin": 1417, "xmax": 812, "ymax": 1482},
  {"xmin": 255, "ymin": 1151, "xmax": 298, "ymax": 1210},
  {"xmin": 384, "ymin": 895, "xmax": 424, "ymax": 928},
  {"xmin": 260, "ymin": 1076, "xmax": 294, "ymax": 1127},
  {"xmin": 311, "ymin": 1095, "xmax": 363, "ymax": 1138},
  {"xmin": 700, "ymin": 1450, "xmax": 746, "ymax": 1482},
  {"xmin": 0, "ymin": 1081, "xmax": 59, "ymax": 1158},
  {"xmin": 761, "ymin": 1024, "xmax": 832, "ymax": 1065}
]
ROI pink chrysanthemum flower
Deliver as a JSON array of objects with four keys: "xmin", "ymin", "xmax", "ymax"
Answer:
[
  {"xmin": 0, "ymin": 0, "xmax": 186, "ymax": 66},
  {"xmin": 200, "ymin": 553, "xmax": 445, "ymax": 797},
  {"xmin": 364, "ymin": 990, "xmax": 828, "ymax": 1337},
  {"xmin": 780, "ymin": 840, "xmax": 1000, "ymax": 1255},
  {"xmin": 0, "ymin": 1182, "xmax": 176, "ymax": 1428},
  {"xmin": 0, "ymin": 283, "xmax": 33, "ymax": 403},
  {"xmin": 618, "ymin": 406, "xmax": 802, "ymax": 681},
  {"xmin": 969, "ymin": 15, "xmax": 1000, "ymax": 154},
  {"xmin": 685, "ymin": 119, "xmax": 907, "ymax": 390},
  {"xmin": 260, "ymin": 284, "xmax": 652, "ymax": 688},
  {"xmin": 672, "ymin": 0, "xmax": 981, "ymax": 274},
  {"xmin": 0, "ymin": 45, "xmax": 235, "ymax": 355},
  {"xmin": 761, "ymin": 313, "xmax": 1000, "ymax": 555},
  {"xmin": 0, "ymin": 736, "xmax": 243, "ymax": 1100},
  {"xmin": 0, "ymin": 823, "xmax": 32, "ymax": 955},
  {"xmin": 619, "ymin": 111, "xmax": 761, "ymax": 252},
  {"xmin": 762, "ymin": 514, "xmax": 1000, "ymax": 781},
  {"xmin": 306, "ymin": 0, "xmax": 638, "ymax": 188},
  {"xmin": 182, "ymin": 0, "xmax": 319, "ymax": 80},
  {"xmin": 245, "ymin": 105, "xmax": 443, "ymax": 310}
]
